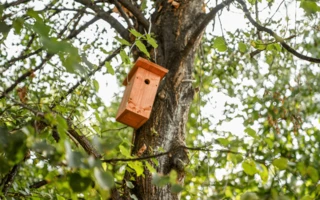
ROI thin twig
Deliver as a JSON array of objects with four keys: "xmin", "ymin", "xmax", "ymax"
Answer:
[
  {"xmin": 75, "ymin": 0, "xmax": 130, "ymax": 41},
  {"xmin": 102, "ymin": 146, "xmax": 241, "ymax": 163},
  {"xmin": 45, "ymin": 8, "xmax": 95, "ymax": 15},
  {"xmin": 1, "ymin": 151, "xmax": 30, "ymax": 195},
  {"xmin": 114, "ymin": 0, "xmax": 134, "ymax": 29},
  {"xmin": 266, "ymin": 0, "xmax": 285, "ymax": 25},
  {"xmin": 0, "ymin": 15, "xmax": 100, "ymax": 99},
  {"xmin": 236, "ymin": 0, "xmax": 320, "ymax": 63},
  {"xmin": 50, "ymin": 46, "xmax": 122, "ymax": 109},
  {"xmin": 117, "ymin": 0, "xmax": 150, "ymax": 31},
  {"xmin": 0, "ymin": 55, "xmax": 53, "ymax": 100},
  {"xmin": 2, "ymin": 0, "xmax": 31, "ymax": 8},
  {"xmin": 182, "ymin": 0, "xmax": 235, "ymax": 61},
  {"xmin": 101, "ymin": 126, "xmax": 129, "ymax": 133},
  {"xmin": 7, "ymin": 97, "xmax": 102, "ymax": 158}
]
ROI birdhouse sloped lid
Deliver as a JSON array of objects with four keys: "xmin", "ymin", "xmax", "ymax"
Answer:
[{"xmin": 123, "ymin": 57, "xmax": 168, "ymax": 85}]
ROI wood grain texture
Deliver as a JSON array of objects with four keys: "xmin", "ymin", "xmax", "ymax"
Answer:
[{"xmin": 116, "ymin": 58, "xmax": 168, "ymax": 129}]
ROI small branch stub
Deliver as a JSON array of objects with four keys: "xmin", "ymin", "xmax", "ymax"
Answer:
[{"xmin": 116, "ymin": 57, "xmax": 168, "ymax": 129}]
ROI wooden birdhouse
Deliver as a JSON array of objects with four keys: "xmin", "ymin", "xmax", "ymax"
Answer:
[{"xmin": 116, "ymin": 57, "xmax": 168, "ymax": 129}]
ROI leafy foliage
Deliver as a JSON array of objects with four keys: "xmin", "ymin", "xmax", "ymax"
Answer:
[{"xmin": 0, "ymin": 0, "xmax": 320, "ymax": 199}]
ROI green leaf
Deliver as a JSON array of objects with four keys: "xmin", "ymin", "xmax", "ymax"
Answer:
[
  {"xmin": 0, "ymin": 22, "xmax": 11, "ymax": 34},
  {"xmin": 0, "ymin": 126, "xmax": 9, "ymax": 150},
  {"xmin": 169, "ymin": 170, "xmax": 178, "ymax": 183},
  {"xmin": 244, "ymin": 127, "xmax": 258, "ymax": 139},
  {"xmin": 265, "ymin": 138, "xmax": 274, "ymax": 149},
  {"xmin": 213, "ymin": 36, "xmax": 227, "ymax": 52},
  {"xmin": 130, "ymin": 193, "xmax": 138, "ymax": 200},
  {"xmin": 297, "ymin": 162, "xmax": 307, "ymax": 176},
  {"xmin": 94, "ymin": 168, "xmax": 114, "ymax": 190},
  {"xmin": 119, "ymin": 50, "xmax": 131, "ymax": 64},
  {"xmin": 242, "ymin": 159, "xmax": 257, "ymax": 176},
  {"xmin": 59, "ymin": 51, "xmax": 85, "ymax": 74},
  {"xmin": 12, "ymin": 18, "xmax": 24, "ymax": 34},
  {"xmin": 307, "ymin": 166, "xmax": 319, "ymax": 183},
  {"xmin": 56, "ymin": 194, "xmax": 66, "ymax": 200},
  {"xmin": 81, "ymin": 54, "xmax": 94, "ymax": 69},
  {"xmin": 152, "ymin": 174, "xmax": 170, "ymax": 187},
  {"xmin": 65, "ymin": 141, "xmax": 84, "ymax": 168},
  {"xmin": 93, "ymin": 79, "xmax": 99, "ymax": 92},
  {"xmin": 250, "ymin": 40, "xmax": 266, "ymax": 50},
  {"xmin": 241, "ymin": 192, "xmax": 259, "ymax": 200},
  {"xmin": 56, "ymin": 115, "xmax": 68, "ymax": 136},
  {"xmin": 145, "ymin": 161, "xmax": 156, "ymax": 173},
  {"xmin": 115, "ymin": 36, "xmax": 131, "ymax": 46},
  {"xmin": 68, "ymin": 173, "xmax": 92, "ymax": 193},
  {"xmin": 146, "ymin": 34, "xmax": 158, "ymax": 48},
  {"xmin": 105, "ymin": 61, "xmax": 115, "ymax": 75},
  {"xmin": 258, "ymin": 164, "xmax": 269, "ymax": 183},
  {"xmin": 130, "ymin": 29, "xmax": 143, "ymax": 37},
  {"xmin": 247, "ymin": 0, "xmax": 256, "ymax": 5},
  {"xmin": 33, "ymin": 21, "xmax": 50, "ymax": 37},
  {"xmin": 266, "ymin": 43, "xmax": 281, "ymax": 52},
  {"xmin": 26, "ymin": 9, "xmax": 41, "ymax": 21},
  {"xmin": 217, "ymin": 138, "xmax": 229, "ymax": 146},
  {"xmin": 128, "ymin": 161, "xmax": 144, "ymax": 176},
  {"xmin": 171, "ymin": 184, "xmax": 183, "ymax": 193},
  {"xmin": 126, "ymin": 181, "xmax": 134, "ymax": 189},
  {"xmin": 238, "ymin": 42, "xmax": 247, "ymax": 53},
  {"xmin": 228, "ymin": 153, "xmax": 243, "ymax": 165},
  {"xmin": 119, "ymin": 145, "xmax": 131, "ymax": 157},
  {"xmin": 301, "ymin": 196, "xmax": 313, "ymax": 200},
  {"xmin": 83, "ymin": 44, "xmax": 91, "ymax": 51},
  {"xmin": 272, "ymin": 157, "xmax": 288, "ymax": 170},
  {"xmin": 300, "ymin": 1, "xmax": 320, "ymax": 15},
  {"xmin": 32, "ymin": 142, "xmax": 56, "ymax": 156},
  {"xmin": 0, "ymin": 5, "xmax": 3, "ymax": 20},
  {"xmin": 135, "ymin": 40, "xmax": 150, "ymax": 57}
]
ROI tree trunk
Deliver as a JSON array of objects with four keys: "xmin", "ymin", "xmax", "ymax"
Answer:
[{"xmin": 127, "ymin": 0, "xmax": 205, "ymax": 199}]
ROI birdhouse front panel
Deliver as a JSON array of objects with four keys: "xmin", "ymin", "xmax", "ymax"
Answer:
[{"xmin": 116, "ymin": 57, "xmax": 168, "ymax": 129}]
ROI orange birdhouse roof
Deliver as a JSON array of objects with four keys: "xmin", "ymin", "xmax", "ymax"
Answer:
[{"xmin": 123, "ymin": 57, "xmax": 168, "ymax": 86}]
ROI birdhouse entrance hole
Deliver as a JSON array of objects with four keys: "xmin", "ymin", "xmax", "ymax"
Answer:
[{"xmin": 116, "ymin": 57, "xmax": 168, "ymax": 129}]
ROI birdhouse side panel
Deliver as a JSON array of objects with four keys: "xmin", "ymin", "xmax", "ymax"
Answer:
[
  {"xmin": 115, "ymin": 74, "xmax": 136, "ymax": 120},
  {"xmin": 128, "ymin": 67, "xmax": 161, "ymax": 119}
]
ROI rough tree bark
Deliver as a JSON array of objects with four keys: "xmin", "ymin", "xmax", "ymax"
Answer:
[{"xmin": 126, "ymin": 0, "xmax": 205, "ymax": 199}]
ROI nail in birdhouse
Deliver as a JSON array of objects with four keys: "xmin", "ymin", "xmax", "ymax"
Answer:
[{"xmin": 116, "ymin": 57, "xmax": 168, "ymax": 129}]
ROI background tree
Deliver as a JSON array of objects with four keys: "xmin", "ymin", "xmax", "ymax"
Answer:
[{"xmin": 1, "ymin": 0, "xmax": 320, "ymax": 199}]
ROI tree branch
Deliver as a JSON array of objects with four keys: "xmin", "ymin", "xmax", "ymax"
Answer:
[
  {"xmin": 2, "ymin": 0, "xmax": 31, "ymax": 8},
  {"xmin": 102, "ymin": 146, "xmax": 241, "ymax": 163},
  {"xmin": 45, "ymin": 8, "xmax": 95, "ymax": 15},
  {"xmin": 101, "ymin": 126, "xmax": 129, "ymax": 133},
  {"xmin": 0, "ymin": 10, "xmax": 61, "ymax": 74},
  {"xmin": 50, "ymin": 46, "xmax": 122, "ymax": 109},
  {"xmin": 0, "ymin": 15, "xmax": 99, "ymax": 100},
  {"xmin": 117, "ymin": 0, "xmax": 149, "ymax": 31},
  {"xmin": 1, "ymin": 151, "xmax": 30, "ymax": 195},
  {"xmin": 236, "ymin": 0, "xmax": 320, "ymax": 63},
  {"xmin": 0, "ymin": 48, "xmax": 43, "ymax": 74},
  {"xmin": 7, "ymin": 97, "xmax": 102, "ymax": 158},
  {"xmin": 67, "ymin": 16, "xmax": 99, "ymax": 39},
  {"xmin": 74, "ymin": 0, "xmax": 130, "ymax": 41},
  {"xmin": 0, "ymin": 54, "xmax": 53, "ymax": 100},
  {"xmin": 102, "ymin": 151, "xmax": 170, "ymax": 163},
  {"xmin": 181, "ymin": 0, "xmax": 235, "ymax": 60},
  {"xmin": 29, "ymin": 175, "xmax": 62, "ymax": 189},
  {"xmin": 114, "ymin": 0, "xmax": 133, "ymax": 29}
]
